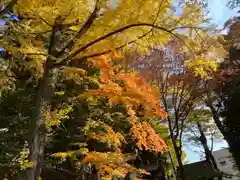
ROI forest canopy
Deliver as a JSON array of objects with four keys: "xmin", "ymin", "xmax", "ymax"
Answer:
[{"xmin": 0, "ymin": 0, "xmax": 237, "ymax": 180}]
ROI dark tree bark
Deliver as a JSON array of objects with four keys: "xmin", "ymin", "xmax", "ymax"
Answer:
[
  {"xmin": 27, "ymin": 58, "xmax": 55, "ymax": 180},
  {"xmin": 207, "ymin": 102, "xmax": 240, "ymax": 172},
  {"xmin": 196, "ymin": 122, "xmax": 219, "ymax": 171},
  {"xmin": 171, "ymin": 134, "xmax": 186, "ymax": 180},
  {"xmin": 27, "ymin": 20, "xmax": 58, "ymax": 179},
  {"xmin": 166, "ymin": 114, "xmax": 185, "ymax": 180}
]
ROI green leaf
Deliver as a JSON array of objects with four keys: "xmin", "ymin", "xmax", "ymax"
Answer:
[{"xmin": 55, "ymin": 91, "xmax": 65, "ymax": 96}]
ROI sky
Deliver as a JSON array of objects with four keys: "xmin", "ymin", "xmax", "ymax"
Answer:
[
  {"xmin": 208, "ymin": 0, "xmax": 239, "ymax": 28},
  {"xmin": 184, "ymin": 135, "xmax": 228, "ymax": 163},
  {"xmin": 183, "ymin": 0, "xmax": 238, "ymax": 163}
]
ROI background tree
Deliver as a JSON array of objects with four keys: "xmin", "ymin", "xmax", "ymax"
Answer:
[
  {"xmin": 193, "ymin": 16, "xmax": 240, "ymax": 172},
  {"xmin": 184, "ymin": 108, "xmax": 222, "ymax": 172},
  {"xmin": 207, "ymin": 16, "xmax": 240, "ymax": 171},
  {"xmin": 228, "ymin": 0, "xmax": 240, "ymax": 9},
  {"xmin": 126, "ymin": 46, "xmax": 204, "ymax": 180}
]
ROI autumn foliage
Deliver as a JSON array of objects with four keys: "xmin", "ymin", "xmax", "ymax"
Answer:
[
  {"xmin": 131, "ymin": 121, "xmax": 167, "ymax": 152},
  {"xmin": 69, "ymin": 54, "xmax": 168, "ymax": 179},
  {"xmin": 0, "ymin": 0, "xmax": 231, "ymax": 179},
  {"xmin": 87, "ymin": 123, "xmax": 127, "ymax": 151},
  {"xmin": 46, "ymin": 53, "xmax": 168, "ymax": 179},
  {"xmin": 86, "ymin": 54, "xmax": 167, "ymax": 120}
]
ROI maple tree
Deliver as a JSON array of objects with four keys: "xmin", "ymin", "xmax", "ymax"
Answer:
[
  {"xmin": 49, "ymin": 56, "xmax": 170, "ymax": 180},
  {"xmin": 74, "ymin": 54, "xmax": 167, "ymax": 179}
]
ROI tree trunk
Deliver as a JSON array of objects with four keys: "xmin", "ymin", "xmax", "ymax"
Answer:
[
  {"xmin": 168, "ymin": 150, "xmax": 177, "ymax": 179},
  {"xmin": 207, "ymin": 103, "xmax": 240, "ymax": 172},
  {"xmin": 196, "ymin": 122, "xmax": 219, "ymax": 171},
  {"xmin": 170, "ymin": 135, "xmax": 186, "ymax": 180},
  {"xmin": 207, "ymin": 104, "xmax": 225, "ymax": 135},
  {"xmin": 27, "ymin": 58, "xmax": 54, "ymax": 180},
  {"xmin": 165, "ymin": 109, "xmax": 185, "ymax": 180},
  {"xmin": 207, "ymin": 103, "xmax": 235, "ymax": 165}
]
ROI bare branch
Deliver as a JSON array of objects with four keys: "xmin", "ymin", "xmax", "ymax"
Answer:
[
  {"xmin": 56, "ymin": 0, "xmax": 100, "ymax": 57},
  {"xmin": 179, "ymin": 118, "xmax": 185, "ymax": 157},
  {"xmin": 175, "ymin": 83, "xmax": 186, "ymax": 118},
  {"xmin": 210, "ymin": 134, "xmax": 214, "ymax": 152},
  {"xmin": 189, "ymin": 125, "xmax": 200, "ymax": 140}
]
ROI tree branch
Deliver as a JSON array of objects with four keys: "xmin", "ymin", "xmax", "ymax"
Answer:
[
  {"xmin": 56, "ymin": 0, "xmax": 100, "ymax": 57},
  {"xmin": 64, "ymin": 29, "xmax": 154, "ymax": 66},
  {"xmin": 62, "ymin": 0, "xmax": 165, "ymax": 67},
  {"xmin": 210, "ymin": 134, "xmax": 214, "ymax": 152},
  {"xmin": 190, "ymin": 125, "xmax": 200, "ymax": 140},
  {"xmin": 0, "ymin": 0, "xmax": 17, "ymax": 17},
  {"xmin": 24, "ymin": 53, "xmax": 51, "ymax": 57},
  {"xmin": 179, "ymin": 117, "xmax": 185, "ymax": 148},
  {"xmin": 57, "ymin": 23, "xmax": 196, "ymax": 66}
]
